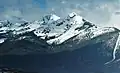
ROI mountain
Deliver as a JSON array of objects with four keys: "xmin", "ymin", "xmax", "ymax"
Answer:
[
  {"xmin": 0, "ymin": 12, "xmax": 120, "ymax": 61},
  {"xmin": 0, "ymin": 12, "xmax": 120, "ymax": 72}
]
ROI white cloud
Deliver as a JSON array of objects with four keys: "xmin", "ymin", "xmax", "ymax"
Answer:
[
  {"xmin": 0, "ymin": 0, "xmax": 46, "ymax": 22},
  {"xmin": 0, "ymin": 0, "xmax": 119, "ymax": 29},
  {"xmin": 108, "ymin": 13, "xmax": 120, "ymax": 29}
]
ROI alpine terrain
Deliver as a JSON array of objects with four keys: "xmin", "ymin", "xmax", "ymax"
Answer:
[{"xmin": 0, "ymin": 12, "xmax": 120, "ymax": 67}]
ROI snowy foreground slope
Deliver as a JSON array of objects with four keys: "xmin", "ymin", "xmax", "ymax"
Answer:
[{"xmin": 0, "ymin": 12, "xmax": 120, "ymax": 57}]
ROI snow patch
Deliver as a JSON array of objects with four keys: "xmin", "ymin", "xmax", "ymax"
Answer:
[
  {"xmin": 47, "ymin": 19, "xmax": 84, "ymax": 44},
  {"xmin": 50, "ymin": 14, "xmax": 60, "ymax": 21},
  {"xmin": 68, "ymin": 12, "xmax": 77, "ymax": 18},
  {"xmin": 0, "ymin": 38, "xmax": 6, "ymax": 44},
  {"xmin": 73, "ymin": 16, "xmax": 83, "ymax": 24}
]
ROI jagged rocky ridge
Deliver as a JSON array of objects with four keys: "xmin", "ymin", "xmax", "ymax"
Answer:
[{"xmin": 0, "ymin": 12, "xmax": 120, "ymax": 62}]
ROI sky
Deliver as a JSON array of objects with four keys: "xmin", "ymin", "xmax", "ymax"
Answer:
[{"xmin": 0, "ymin": 0, "xmax": 120, "ymax": 28}]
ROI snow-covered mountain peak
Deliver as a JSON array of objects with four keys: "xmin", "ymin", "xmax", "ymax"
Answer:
[
  {"xmin": 41, "ymin": 14, "xmax": 60, "ymax": 24},
  {"xmin": 50, "ymin": 14, "xmax": 60, "ymax": 21},
  {"xmin": 68, "ymin": 12, "xmax": 77, "ymax": 18},
  {"xmin": 67, "ymin": 12, "xmax": 83, "ymax": 24},
  {"xmin": 0, "ymin": 12, "xmax": 119, "ymax": 45}
]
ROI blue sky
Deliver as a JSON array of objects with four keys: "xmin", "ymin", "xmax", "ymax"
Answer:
[
  {"xmin": 0, "ymin": 0, "xmax": 119, "ymax": 28},
  {"xmin": 35, "ymin": 0, "xmax": 47, "ymax": 8}
]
